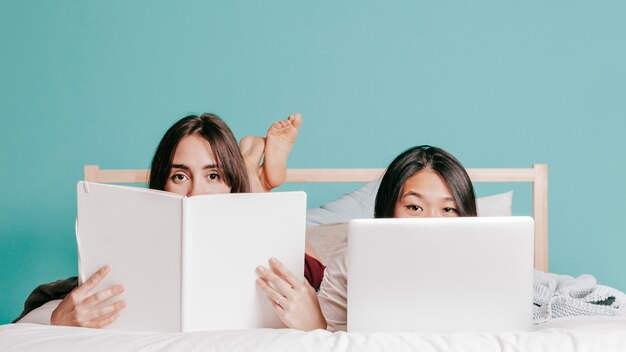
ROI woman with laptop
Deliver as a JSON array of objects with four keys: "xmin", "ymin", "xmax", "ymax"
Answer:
[
  {"xmin": 15, "ymin": 112, "xmax": 326, "ymax": 328},
  {"xmin": 255, "ymin": 145, "xmax": 478, "ymax": 331}
]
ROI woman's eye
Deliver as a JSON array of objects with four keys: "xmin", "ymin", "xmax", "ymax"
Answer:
[
  {"xmin": 406, "ymin": 205, "xmax": 423, "ymax": 212},
  {"xmin": 171, "ymin": 174, "xmax": 188, "ymax": 182},
  {"xmin": 208, "ymin": 173, "xmax": 220, "ymax": 181},
  {"xmin": 443, "ymin": 207, "xmax": 458, "ymax": 213}
]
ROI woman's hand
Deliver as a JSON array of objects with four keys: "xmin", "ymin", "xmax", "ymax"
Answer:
[
  {"xmin": 51, "ymin": 265, "xmax": 126, "ymax": 328},
  {"xmin": 256, "ymin": 257, "xmax": 327, "ymax": 331}
]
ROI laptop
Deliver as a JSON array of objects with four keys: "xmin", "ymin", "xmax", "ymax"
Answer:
[
  {"xmin": 77, "ymin": 182, "xmax": 306, "ymax": 332},
  {"xmin": 347, "ymin": 217, "xmax": 534, "ymax": 333}
]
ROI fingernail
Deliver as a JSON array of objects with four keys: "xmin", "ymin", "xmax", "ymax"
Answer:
[
  {"xmin": 269, "ymin": 257, "xmax": 277, "ymax": 264},
  {"xmin": 256, "ymin": 266, "xmax": 265, "ymax": 274}
]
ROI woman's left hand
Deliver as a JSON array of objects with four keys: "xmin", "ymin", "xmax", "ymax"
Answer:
[{"xmin": 256, "ymin": 257, "xmax": 327, "ymax": 331}]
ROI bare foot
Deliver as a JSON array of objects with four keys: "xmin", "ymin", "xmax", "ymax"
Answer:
[
  {"xmin": 261, "ymin": 113, "xmax": 302, "ymax": 190},
  {"xmin": 239, "ymin": 136, "xmax": 266, "ymax": 193}
]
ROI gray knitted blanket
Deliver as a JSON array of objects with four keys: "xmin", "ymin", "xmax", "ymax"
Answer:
[{"xmin": 533, "ymin": 270, "xmax": 626, "ymax": 323}]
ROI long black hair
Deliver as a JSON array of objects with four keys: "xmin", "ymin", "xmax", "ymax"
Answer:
[
  {"xmin": 148, "ymin": 113, "xmax": 250, "ymax": 193},
  {"xmin": 374, "ymin": 145, "xmax": 477, "ymax": 218}
]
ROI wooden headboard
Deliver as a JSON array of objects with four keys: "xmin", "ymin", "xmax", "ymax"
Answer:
[{"xmin": 84, "ymin": 164, "xmax": 548, "ymax": 271}]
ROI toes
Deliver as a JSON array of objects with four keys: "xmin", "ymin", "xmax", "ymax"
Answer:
[
  {"xmin": 268, "ymin": 114, "xmax": 301, "ymax": 135},
  {"xmin": 290, "ymin": 113, "xmax": 302, "ymax": 128},
  {"xmin": 272, "ymin": 120, "xmax": 289, "ymax": 131}
]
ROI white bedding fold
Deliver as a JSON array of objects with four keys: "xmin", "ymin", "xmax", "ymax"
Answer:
[
  {"xmin": 533, "ymin": 271, "xmax": 626, "ymax": 323},
  {"xmin": 3, "ymin": 317, "xmax": 626, "ymax": 352}
]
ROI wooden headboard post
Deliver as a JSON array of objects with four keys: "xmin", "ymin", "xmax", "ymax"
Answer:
[
  {"xmin": 84, "ymin": 164, "xmax": 548, "ymax": 271},
  {"xmin": 532, "ymin": 164, "xmax": 549, "ymax": 272},
  {"xmin": 84, "ymin": 165, "xmax": 100, "ymax": 183}
]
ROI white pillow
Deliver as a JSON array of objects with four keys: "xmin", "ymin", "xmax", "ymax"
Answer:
[
  {"xmin": 476, "ymin": 191, "xmax": 513, "ymax": 217},
  {"xmin": 306, "ymin": 179, "xmax": 512, "ymax": 226}
]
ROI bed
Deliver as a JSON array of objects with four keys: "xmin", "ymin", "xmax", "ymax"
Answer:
[
  {"xmin": 3, "ymin": 317, "xmax": 626, "ymax": 352},
  {"xmin": 3, "ymin": 164, "xmax": 626, "ymax": 352}
]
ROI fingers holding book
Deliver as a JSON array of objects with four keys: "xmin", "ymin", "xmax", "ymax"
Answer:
[
  {"xmin": 51, "ymin": 265, "xmax": 126, "ymax": 328},
  {"xmin": 255, "ymin": 258, "xmax": 326, "ymax": 331}
]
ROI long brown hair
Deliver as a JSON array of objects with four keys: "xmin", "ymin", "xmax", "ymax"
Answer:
[
  {"xmin": 149, "ymin": 113, "xmax": 250, "ymax": 193},
  {"xmin": 374, "ymin": 145, "xmax": 477, "ymax": 218}
]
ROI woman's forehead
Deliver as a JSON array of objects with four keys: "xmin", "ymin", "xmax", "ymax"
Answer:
[
  {"xmin": 172, "ymin": 134, "xmax": 218, "ymax": 166},
  {"xmin": 401, "ymin": 169, "xmax": 454, "ymax": 199}
]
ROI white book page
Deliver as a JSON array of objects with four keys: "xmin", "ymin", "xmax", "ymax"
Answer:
[
  {"xmin": 181, "ymin": 192, "xmax": 306, "ymax": 331},
  {"xmin": 77, "ymin": 182, "xmax": 183, "ymax": 332}
]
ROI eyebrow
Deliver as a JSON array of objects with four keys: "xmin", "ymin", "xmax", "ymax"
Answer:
[
  {"xmin": 171, "ymin": 163, "xmax": 220, "ymax": 171},
  {"xmin": 402, "ymin": 191, "xmax": 455, "ymax": 202}
]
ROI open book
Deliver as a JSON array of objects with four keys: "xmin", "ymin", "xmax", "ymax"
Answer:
[{"xmin": 76, "ymin": 182, "xmax": 306, "ymax": 332}]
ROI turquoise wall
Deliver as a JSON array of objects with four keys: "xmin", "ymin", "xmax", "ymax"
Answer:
[{"xmin": 1, "ymin": 1, "xmax": 625, "ymax": 324}]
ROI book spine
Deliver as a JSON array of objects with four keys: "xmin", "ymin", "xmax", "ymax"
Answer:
[{"xmin": 180, "ymin": 197, "xmax": 187, "ymax": 332}]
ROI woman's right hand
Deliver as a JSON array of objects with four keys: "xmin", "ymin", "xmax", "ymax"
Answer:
[
  {"xmin": 50, "ymin": 265, "xmax": 126, "ymax": 328},
  {"xmin": 256, "ymin": 257, "xmax": 327, "ymax": 331}
]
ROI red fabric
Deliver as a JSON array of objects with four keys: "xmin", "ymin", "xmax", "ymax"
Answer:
[{"xmin": 304, "ymin": 254, "xmax": 326, "ymax": 291}]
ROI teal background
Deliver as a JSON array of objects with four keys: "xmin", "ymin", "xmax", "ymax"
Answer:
[{"xmin": 1, "ymin": 1, "xmax": 625, "ymax": 324}]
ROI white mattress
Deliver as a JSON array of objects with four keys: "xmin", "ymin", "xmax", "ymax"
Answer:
[{"xmin": 2, "ymin": 316, "xmax": 626, "ymax": 352}]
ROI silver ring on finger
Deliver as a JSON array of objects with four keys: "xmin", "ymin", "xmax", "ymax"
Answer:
[{"xmin": 276, "ymin": 295, "xmax": 286, "ymax": 307}]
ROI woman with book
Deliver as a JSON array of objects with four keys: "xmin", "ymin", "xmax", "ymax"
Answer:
[
  {"xmin": 15, "ymin": 113, "xmax": 326, "ymax": 328},
  {"xmin": 254, "ymin": 145, "xmax": 478, "ymax": 331}
]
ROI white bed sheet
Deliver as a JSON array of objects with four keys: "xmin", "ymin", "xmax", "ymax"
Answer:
[{"xmin": 2, "ymin": 317, "xmax": 626, "ymax": 352}]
